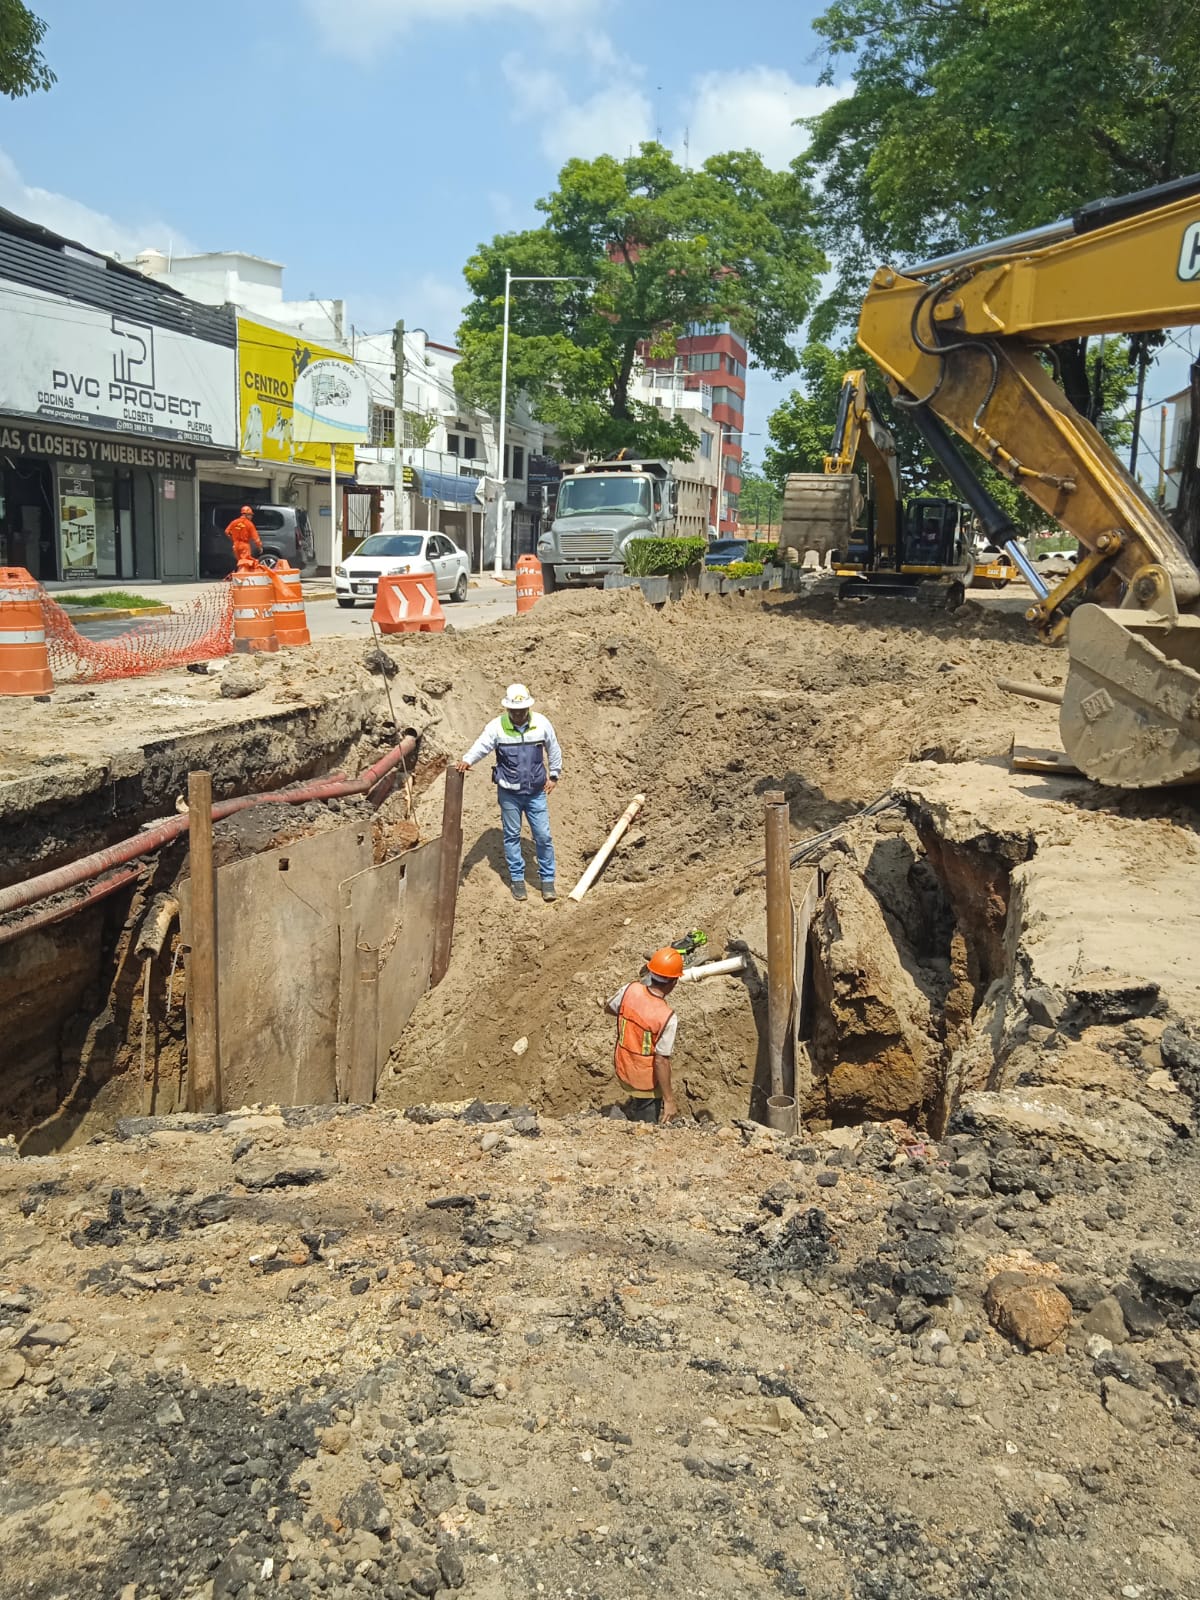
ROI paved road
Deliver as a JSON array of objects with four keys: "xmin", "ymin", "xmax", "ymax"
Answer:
[{"xmin": 70, "ymin": 587, "xmax": 516, "ymax": 643}]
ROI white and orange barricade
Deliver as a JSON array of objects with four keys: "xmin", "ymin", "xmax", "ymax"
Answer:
[
  {"xmin": 372, "ymin": 572, "xmax": 446, "ymax": 635},
  {"xmin": 515, "ymin": 554, "xmax": 544, "ymax": 614},
  {"xmin": 0, "ymin": 567, "xmax": 53, "ymax": 695},
  {"xmin": 268, "ymin": 562, "xmax": 310, "ymax": 646},
  {"xmin": 231, "ymin": 566, "xmax": 279, "ymax": 653}
]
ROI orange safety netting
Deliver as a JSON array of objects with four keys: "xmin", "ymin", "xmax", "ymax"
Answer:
[{"xmin": 41, "ymin": 582, "xmax": 235, "ymax": 683}]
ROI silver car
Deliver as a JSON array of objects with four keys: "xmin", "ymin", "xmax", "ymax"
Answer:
[{"xmin": 335, "ymin": 532, "xmax": 471, "ymax": 608}]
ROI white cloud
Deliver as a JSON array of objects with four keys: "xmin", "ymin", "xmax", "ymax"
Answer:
[
  {"xmin": 351, "ymin": 274, "xmax": 467, "ymax": 343},
  {"xmin": 0, "ymin": 148, "xmax": 191, "ymax": 260},
  {"xmin": 681, "ymin": 68, "xmax": 849, "ymax": 171},
  {"xmin": 503, "ymin": 53, "xmax": 652, "ymax": 164},
  {"xmin": 305, "ymin": 0, "xmax": 600, "ymax": 57}
]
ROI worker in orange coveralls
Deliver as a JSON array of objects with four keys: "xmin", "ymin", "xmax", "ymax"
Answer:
[{"xmin": 225, "ymin": 506, "xmax": 262, "ymax": 569}]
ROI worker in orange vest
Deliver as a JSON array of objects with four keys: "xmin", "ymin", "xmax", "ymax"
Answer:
[
  {"xmin": 606, "ymin": 946, "xmax": 684, "ymax": 1124},
  {"xmin": 225, "ymin": 505, "xmax": 262, "ymax": 569}
]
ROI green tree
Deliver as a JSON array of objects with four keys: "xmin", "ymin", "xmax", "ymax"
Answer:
[
  {"xmin": 801, "ymin": 0, "xmax": 1200, "ymax": 350},
  {"xmin": 0, "ymin": 1, "xmax": 53, "ymax": 98},
  {"xmin": 738, "ymin": 464, "xmax": 783, "ymax": 530},
  {"xmin": 798, "ymin": 0, "xmax": 1196, "ymax": 497},
  {"xmin": 454, "ymin": 143, "xmax": 825, "ymax": 462}
]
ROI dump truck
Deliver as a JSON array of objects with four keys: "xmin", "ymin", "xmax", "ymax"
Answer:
[{"xmin": 535, "ymin": 457, "xmax": 679, "ymax": 590}]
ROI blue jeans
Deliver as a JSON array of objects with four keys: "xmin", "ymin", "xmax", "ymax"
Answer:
[{"xmin": 497, "ymin": 787, "xmax": 556, "ymax": 884}]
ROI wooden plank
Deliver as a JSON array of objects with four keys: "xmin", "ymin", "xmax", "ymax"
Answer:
[
  {"xmin": 1010, "ymin": 742, "xmax": 1082, "ymax": 776},
  {"xmin": 185, "ymin": 772, "xmax": 220, "ymax": 1113}
]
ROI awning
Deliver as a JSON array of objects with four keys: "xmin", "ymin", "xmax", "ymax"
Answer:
[{"xmin": 413, "ymin": 467, "xmax": 481, "ymax": 504}]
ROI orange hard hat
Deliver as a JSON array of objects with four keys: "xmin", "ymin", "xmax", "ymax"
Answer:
[
  {"xmin": 240, "ymin": 505, "xmax": 254, "ymax": 517},
  {"xmin": 647, "ymin": 946, "xmax": 684, "ymax": 981}
]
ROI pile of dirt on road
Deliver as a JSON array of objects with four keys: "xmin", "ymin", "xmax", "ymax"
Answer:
[{"xmin": 4, "ymin": 1072, "xmax": 1200, "ymax": 1600}]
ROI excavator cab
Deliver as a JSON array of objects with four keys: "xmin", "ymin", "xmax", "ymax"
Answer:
[{"xmin": 898, "ymin": 497, "xmax": 970, "ymax": 571}]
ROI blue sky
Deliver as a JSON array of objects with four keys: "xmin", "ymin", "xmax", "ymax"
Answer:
[
  {"xmin": 0, "ymin": 0, "xmax": 1192, "ymax": 480},
  {"xmin": 0, "ymin": 0, "xmax": 841, "ymax": 453}
]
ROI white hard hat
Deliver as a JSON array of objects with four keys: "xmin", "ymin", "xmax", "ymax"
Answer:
[{"xmin": 502, "ymin": 683, "xmax": 535, "ymax": 710}]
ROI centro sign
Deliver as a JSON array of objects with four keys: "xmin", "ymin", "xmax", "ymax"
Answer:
[{"xmin": 0, "ymin": 280, "xmax": 237, "ymax": 447}]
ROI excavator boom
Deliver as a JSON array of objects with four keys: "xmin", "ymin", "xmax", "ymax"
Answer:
[{"xmin": 857, "ymin": 172, "xmax": 1200, "ymax": 788}]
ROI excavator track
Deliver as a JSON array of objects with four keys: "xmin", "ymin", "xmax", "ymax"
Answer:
[{"xmin": 1062, "ymin": 604, "xmax": 1200, "ymax": 787}]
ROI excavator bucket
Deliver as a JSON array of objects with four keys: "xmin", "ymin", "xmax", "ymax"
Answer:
[
  {"xmin": 1062, "ymin": 603, "xmax": 1200, "ymax": 787},
  {"xmin": 781, "ymin": 475, "xmax": 861, "ymax": 564}
]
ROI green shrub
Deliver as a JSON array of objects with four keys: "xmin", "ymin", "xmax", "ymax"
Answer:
[
  {"xmin": 624, "ymin": 537, "xmax": 707, "ymax": 577},
  {"xmin": 56, "ymin": 590, "xmax": 163, "ymax": 609},
  {"xmin": 725, "ymin": 561, "xmax": 765, "ymax": 578},
  {"xmin": 745, "ymin": 541, "xmax": 782, "ymax": 565}
]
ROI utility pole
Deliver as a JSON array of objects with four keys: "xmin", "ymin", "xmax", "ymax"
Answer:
[
  {"xmin": 1129, "ymin": 336, "xmax": 1149, "ymax": 477},
  {"xmin": 392, "ymin": 318, "xmax": 409, "ymax": 530},
  {"xmin": 1159, "ymin": 405, "xmax": 1169, "ymax": 504},
  {"xmin": 494, "ymin": 270, "xmax": 512, "ymax": 576}
]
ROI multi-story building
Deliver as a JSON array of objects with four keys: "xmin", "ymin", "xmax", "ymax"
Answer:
[
  {"xmin": 133, "ymin": 249, "xmax": 357, "ymax": 570},
  {"xmin": 628, "ymin": 366, "xmax": 720, "ymax": 540},
  {"xmin": 349, "ymin": 327, "xmax": 546, "ymax": 570},
  {"xmin": 644, "ymin": 321, "xmax": 748, "ymax": 533}
]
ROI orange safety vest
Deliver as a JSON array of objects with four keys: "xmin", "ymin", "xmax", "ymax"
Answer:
[{"xmin": 614, "ymin": 982, "xmax": 675, "ymax": 1094}]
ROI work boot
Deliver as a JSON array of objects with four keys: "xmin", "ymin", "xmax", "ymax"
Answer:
[
  {"xmin": 511, "ymin": 881, "xmax": 528, "ymax": 902},
  {"xmin": 541, "ymin": 881, "xmax": 557, "ymax": 903}
]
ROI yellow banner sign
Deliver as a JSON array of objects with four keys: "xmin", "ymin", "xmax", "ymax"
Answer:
[{"xmin": 237, "ymin": 318, "xmax": 356, "ymax": 474}]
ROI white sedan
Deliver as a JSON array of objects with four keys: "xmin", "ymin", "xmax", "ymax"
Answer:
[{"xmin": 334, "ymin": 532, "xmax": 471, "ymax": 608}]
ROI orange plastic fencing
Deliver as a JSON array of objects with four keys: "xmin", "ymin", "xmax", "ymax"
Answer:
[{"xmin": 40, "ymin": 582, "xmax": 235, "ymax": 683}]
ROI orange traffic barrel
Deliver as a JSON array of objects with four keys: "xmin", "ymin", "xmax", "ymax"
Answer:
[
  {"xmin": 268, "ymin": 561, "xmax": 310, "ymax": 647},
  {"xmin": 515, "ymin": 553, "xmax": 544, "ymax": 614},
  {"xmin": 0, "ymin": 567, "xmax": 53, "ymax": 695},
  {"xmin": 231, "ymin": 566, "xmax": 279, "ymax": 654},
  {"xmin": 373, "ymin": 572, "xmax": 446, "ymax": 634}
]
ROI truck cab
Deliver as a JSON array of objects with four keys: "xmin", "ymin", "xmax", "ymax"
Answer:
[{"xmin": 536, "ymin": 458, "xmax": 678, "ymax": 588}]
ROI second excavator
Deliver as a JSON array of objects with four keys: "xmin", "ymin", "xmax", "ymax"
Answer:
[{"xmin": 789, "ymin": 171, "xmax": 1200, "ymax": 789}]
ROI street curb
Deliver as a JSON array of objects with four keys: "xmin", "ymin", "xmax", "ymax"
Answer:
[{"xmin": 58, "ymin": 605, "xmax": 173, "ymax": 622}]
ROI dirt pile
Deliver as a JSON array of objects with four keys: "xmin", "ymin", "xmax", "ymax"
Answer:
[{"xmin": 3, "ymin": 1062, "xmax": 1200, "ymax": 1599}]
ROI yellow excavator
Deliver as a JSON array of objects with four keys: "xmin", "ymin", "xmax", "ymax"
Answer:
[
  {"xmin": 795, "ymin": 171, "xmax": 1200, "ymax": 789},
  {"xmin": 781, "ymin": 368, "xmax": 1020, "ymax": 596}
]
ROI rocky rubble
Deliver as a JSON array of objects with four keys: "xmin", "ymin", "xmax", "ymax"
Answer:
[{"xmin": 3, "ymin": 1087, "xmax": 1200, "ymax": 1599}]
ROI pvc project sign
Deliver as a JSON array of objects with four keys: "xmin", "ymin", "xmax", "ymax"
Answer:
[
  {"xmin": 236, "ymin": 318, "xmax": 357, "ymax": 474},
  {"xmin": 292, "ymin": 358, "xmax": 369, "ymax": 446},
  {"xmin": 0, "ymin": 280, "xmax": 236, "ymax": 448}
]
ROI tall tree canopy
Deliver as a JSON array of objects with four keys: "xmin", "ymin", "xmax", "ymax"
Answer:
[
  {"xmin": 0, "ymin": 1, "xmax": 53, "ymax": 98},
  {"xmin": 801, "ymin": 0, "xmax": 1200, "ymax": 338},
  {"xmin": 454, "ymin": 143, "xmax": 825, "ymax": 462}
]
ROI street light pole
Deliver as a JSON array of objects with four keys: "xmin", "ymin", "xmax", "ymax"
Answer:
[
  {"xmin": 493, "ymin": 272, "xmax": 589, "ymax": 577},
  {"xmin": 494, "ymin": 270, "xmax": 512, "ymax": 577}
]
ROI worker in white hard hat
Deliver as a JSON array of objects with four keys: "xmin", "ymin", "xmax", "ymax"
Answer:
[{"xmin": 457, "ymin": 684, "xmax": 563, "ymax": 903}]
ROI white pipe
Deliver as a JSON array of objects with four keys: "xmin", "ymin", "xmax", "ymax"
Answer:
[
  {"xmin": 678, "ymin": 955, "xmax": 746, "ymax": 983},
  {"xmin": 568, "ymin": 793, "xmax": 645, "ymax": 903}
]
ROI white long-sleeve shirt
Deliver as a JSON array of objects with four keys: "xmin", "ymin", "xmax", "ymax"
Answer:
[{"xmin": 462, "ymin": 712, "xmax": 563, "ymax": 791}]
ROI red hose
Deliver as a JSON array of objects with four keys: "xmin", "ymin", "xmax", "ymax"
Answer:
[
  {"xmin": 0, "ymin": 731, "xmax": 419, "ymax": 921},
  {"xmin": 0, "ymin": 867, "xmax": 144, "ymax": 948}
]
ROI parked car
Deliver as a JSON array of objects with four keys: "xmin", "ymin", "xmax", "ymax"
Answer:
[
  {"xmin": 335, "ymin": 532, "xmax": 470, "ymax": 608},
  {"xmin": 200, "ymin": 504, "xmax": 317, "ymax": 577},
  {"xmin": 703, "ymin": 538, "xmax": 751, "ymax": 570}
]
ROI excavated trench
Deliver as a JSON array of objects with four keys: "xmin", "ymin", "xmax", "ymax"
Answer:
[
  {"xmin": 3, "ymin": 586, "xmax": 1077, "ymax": 1155},
  {"xmin": 1, "ymin": 741, "xmax": 1030, "ymax": 1158},
  {"xmin": 0, "ymin": 699, "xmax": 434, "ymax": 1154}
]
